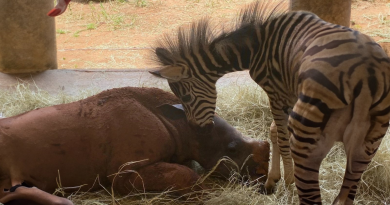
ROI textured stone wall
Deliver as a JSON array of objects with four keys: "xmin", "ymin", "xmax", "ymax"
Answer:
[
  {"xmin": 290, "ymin": 0, "xmax": 352, "ymax": 27},
  {"xmin": 0, "ymin": 0, "xmax": 57, "ymax": 74}
]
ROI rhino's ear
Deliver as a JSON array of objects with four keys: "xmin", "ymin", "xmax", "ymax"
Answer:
[
  {"xmin": 157, "ymin": 104, "xmax": 186, "ymax": 120},
  {"xmin": 149, "ymin": 66, "xmax": 188, "ymax": 81}
]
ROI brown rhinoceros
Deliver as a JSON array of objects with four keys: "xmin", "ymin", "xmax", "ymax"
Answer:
[{"xmin": 0, "ymin": 87, "xmax": 269, "ymax": 205}]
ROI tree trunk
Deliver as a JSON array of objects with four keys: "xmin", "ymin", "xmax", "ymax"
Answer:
[
  {"xmin": 290, "ymin": 0, "xmax": 352, "ymax": 27},
  {"xmin": 0, "ymin": 0, "xmax": 57, "ymax": 74}
]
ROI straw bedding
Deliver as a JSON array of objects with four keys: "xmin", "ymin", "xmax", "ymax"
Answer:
[{"xmin": 0, "ymin": 82, "xmax": 389, "ymax": 204}]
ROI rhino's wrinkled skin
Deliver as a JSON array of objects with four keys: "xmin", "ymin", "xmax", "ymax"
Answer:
[{"xmin": 0, "ymin": 87, "xmax": 269, "ymax": 204}]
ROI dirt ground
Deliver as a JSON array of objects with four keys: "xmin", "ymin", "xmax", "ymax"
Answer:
[{"xmin": 55, "ymin": 0, "xmax": 390, "ymax": 69}]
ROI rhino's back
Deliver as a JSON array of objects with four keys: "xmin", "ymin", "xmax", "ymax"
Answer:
[{"xmin": 0, "ymin": 87, "xmax": 179, "ymax": 194}]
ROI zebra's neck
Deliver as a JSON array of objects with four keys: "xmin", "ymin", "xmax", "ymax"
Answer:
[{"xmin": 212, "ymin": 12, "xmax": 331, "ymax": 96}]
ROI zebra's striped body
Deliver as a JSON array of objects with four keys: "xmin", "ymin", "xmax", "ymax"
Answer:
[{"xmin": 151, "ymin": 1, "xmax": 390, "ymax": 204}]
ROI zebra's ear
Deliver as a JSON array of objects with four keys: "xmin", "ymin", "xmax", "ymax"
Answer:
[
  {"xmin": 157, "ymin": 104, "xmax": 186, "ymax": 120},
  {"xmin": 149, "ymin": 66, "xmax": 187, "ymax": 81}
]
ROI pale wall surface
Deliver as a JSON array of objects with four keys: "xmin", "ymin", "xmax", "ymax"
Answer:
[{"xmin": 0, "ymin": 70, "xmax": 254, "ymax": 95}]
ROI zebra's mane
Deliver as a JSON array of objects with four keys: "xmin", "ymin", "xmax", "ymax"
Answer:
[
  {"xmin": 235, "ymin": 0, "xmax": 287, "ymax": 30},
  {"xmin": 153, "ymin": 0, "xmax": 288, "ymax": 67},
  {"xmin": 153, "ymin": 18, "xmax": 217, "ymax": 66}
]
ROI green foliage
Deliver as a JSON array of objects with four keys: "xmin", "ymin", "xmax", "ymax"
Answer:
[
  {"xmin": 86, "ymin": 23, "xmax": 97, "ymax": 30},
  {"xmin": 56, "ymin": 29, "xmax": 68, "ymax": 34},
  {"xmin": 87, "ymin": 1, "xmax": 137, "ymax": 30},
  {"xmin": 135, "ymin": 0, "xmax": 147, "ymax": 7},
  {"xmin": 73, "ymin": 30, "xmax": 82, "ymax": 37}
]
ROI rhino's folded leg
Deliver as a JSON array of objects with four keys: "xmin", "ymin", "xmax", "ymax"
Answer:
[
  {"xmin": 0, "ymin": 185, "xmax": 73, "ymax": 205},
  {"xmin": 112, "ymin": 162, "xmax": 204, "ymax": 196}
]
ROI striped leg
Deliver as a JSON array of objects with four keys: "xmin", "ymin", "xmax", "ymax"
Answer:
[
  {"xmin": 261, "ymin": 121, "xmax": 281, "ymax": 194},
  {"xmin": 275, "ymin": 119, "xmax": 295, "ymax": 186},
  {"xmin": 265, "ymin": 104, "xmax": 295, "ymax": 192},
  {"xmin": 261, "ymin": 105, "xmax": 294, "ymax": 194},
  {"xmin": 288, "ymin": 97, "xmax": 335, "ymax": 205},
  {"xmin": 289, "ymin": 128, "xmax": 333, "ymax": 205},
  {"xmin": 333, "ymin": 118, "xmax": 387, "ymax": 205}
]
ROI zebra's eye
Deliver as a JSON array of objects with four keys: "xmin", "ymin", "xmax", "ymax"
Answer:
[{"xmin": 181, "ymin": 94, "xmax": 192, "ymax": 103}]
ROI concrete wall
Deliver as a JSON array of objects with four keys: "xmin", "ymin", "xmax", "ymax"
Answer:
[{"xmin": 0, "ymin": 69, "xmax": 254, "ymax": 95}]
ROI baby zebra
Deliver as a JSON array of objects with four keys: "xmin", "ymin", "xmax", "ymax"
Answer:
[{"xmin": 150, "ymin": 1, "xmax": 390, "ymax": 205}]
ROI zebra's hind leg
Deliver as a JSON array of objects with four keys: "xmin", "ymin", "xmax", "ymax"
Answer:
[
  {"xmin": 288, "ymin": 99, "xmax": 337, "ymax": 205},
  {"xmin": 289, "ymin": 128, "xmax": 334, "ymax": 204},
  {"xmin": 261, "ymin": 121, "xmax": 281, "ymax": 194},
  {"xmin": 333, "ymin": 118, "xmax": 387, "ymax": 205}
]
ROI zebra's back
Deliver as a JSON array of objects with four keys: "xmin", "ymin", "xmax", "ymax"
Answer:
[{"xmin": 296, "ymin": 20, "xmax": 390, "ymax": 110}]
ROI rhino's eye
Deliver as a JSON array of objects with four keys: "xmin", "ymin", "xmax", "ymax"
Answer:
[{"xmin": 181, "ymin": 94, "xmax": 191, "ymax": 103}]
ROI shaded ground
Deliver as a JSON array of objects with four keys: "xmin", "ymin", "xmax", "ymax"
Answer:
[{"xmin": 55, "ymin": 0, "xmax": 390, "ymax": 69}]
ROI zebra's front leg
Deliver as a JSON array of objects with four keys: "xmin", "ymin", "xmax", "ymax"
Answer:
[
  {"xmin": 261, "ymin": 108, "xmax": 294, "ymax": 194},
  {"xmin": 275, "ymin": 119, "xmax": 295, "ymax": 186},
  {"xmin": 261, "ymin": 121, "xmax": 281, "ymax": 194}
]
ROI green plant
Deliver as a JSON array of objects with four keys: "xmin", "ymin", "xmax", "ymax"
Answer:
[
  {"xmin": 100, "ymin": 2, "xmax": 110, "ymax": 21},
  {"xmin": 86, "ymin": 23, "xmax": 97, "ymax": 30},
  {"xmin": 73, "ymin": 30, "xmax": 82, "ymax": 37},
  {"xmin": 352, "ymin": 24, "xmax": 362, "ymax": 30},
  {"xmin": 112, "ymin": 16, "xmax": 124, "ymax": 27},
  {"xmin": 56, "ymin": 29, "xmax": 67, "ymax": 34},
  {"xmin": 135, "ymin": 0, "xmax": 147, "ymax": 7}
]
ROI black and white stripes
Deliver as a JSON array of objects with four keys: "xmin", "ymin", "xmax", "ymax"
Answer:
[{"xmin": 152, "ymin": 1, "xmax": 390, "ymax": 204}]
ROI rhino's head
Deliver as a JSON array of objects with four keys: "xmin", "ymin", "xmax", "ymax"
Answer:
[
  {"xmin": 157, "ymin": 104, "xmax": 270, "ymax": 184},
  {"xmin": 196, "ymin": 116, "xmax": 270, "ymax": 183}
]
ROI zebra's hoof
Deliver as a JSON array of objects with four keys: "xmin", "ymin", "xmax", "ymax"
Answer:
[{"xmin": 258, "ymin": 183, "xmax": 276, "ymax": 195}]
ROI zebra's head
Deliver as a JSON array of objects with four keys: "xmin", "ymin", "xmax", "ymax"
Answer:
[
  {"xmin": 150, "ymin": 56, "xmax": 219, "ymax": 134},
  {"xmin": 150, "ymin": 19, "xmax": 225, "ymax": 133}
]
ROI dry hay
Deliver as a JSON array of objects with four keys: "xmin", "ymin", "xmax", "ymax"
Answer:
[
  {"xmin": 0, "ymin": 80, "xmax": 99, "ymax": 117},
  {"xmin": 0, "ymin": 82, "xmax": 390, "ymax": 204}
]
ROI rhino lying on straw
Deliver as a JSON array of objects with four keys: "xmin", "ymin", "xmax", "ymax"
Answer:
[{"xmin": 0, "ymin": 87, "xmax": 270, "ymax": 205}]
